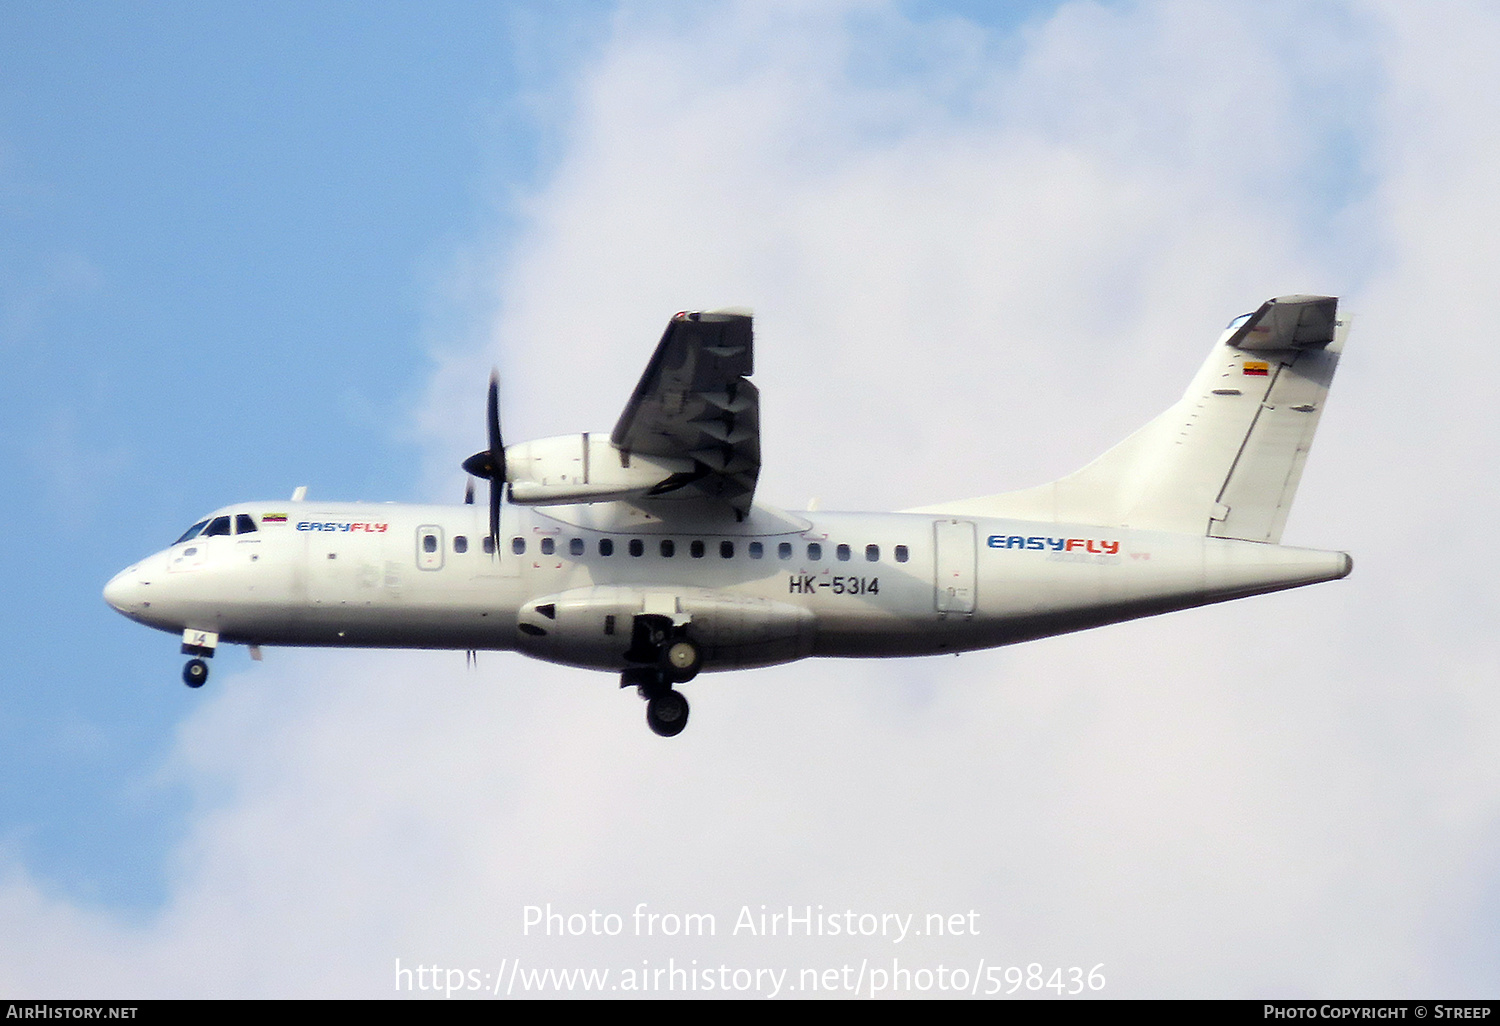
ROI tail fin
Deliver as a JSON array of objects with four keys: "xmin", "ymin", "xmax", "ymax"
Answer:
[{"xmin": 909, "ymin": 295, "xmax": 1347, "ymax": 542}]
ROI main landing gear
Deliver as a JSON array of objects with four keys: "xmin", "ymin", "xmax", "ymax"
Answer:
[
  {"xmin": 622, "ymin": 614, "xmax": 702, "ymax": 737},
  {"xmin": 622, "ymin": 668, "xmax": 691, "ymax": 737}
]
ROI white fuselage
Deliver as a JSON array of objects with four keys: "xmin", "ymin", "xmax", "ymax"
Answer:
[{"xmin": 103, "ymin": 499, "xmax": 1351, "ymax": 675}]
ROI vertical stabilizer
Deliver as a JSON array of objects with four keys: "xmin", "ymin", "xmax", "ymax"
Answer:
[
  {"xmin": 908, "ymin": 296, "xmax": 1347, "ymax": 542},
  {"xmin": 1207, "ymin": 298, "xmax": 1345, "ymax": 542}
]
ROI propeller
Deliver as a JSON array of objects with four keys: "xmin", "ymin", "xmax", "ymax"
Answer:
[{"xmin": 461, "ymin": 370, "xmax": 507, "ymax": 557}]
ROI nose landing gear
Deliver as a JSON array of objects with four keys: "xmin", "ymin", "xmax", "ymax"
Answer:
[{"xmin": 180, "ymin": 628, "xmax": 218, "ymax": 689}]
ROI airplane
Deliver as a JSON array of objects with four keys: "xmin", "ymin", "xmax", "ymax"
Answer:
[{"xmin": 104, "ymin": 295, "xmax": 1352, "ymax": 737}]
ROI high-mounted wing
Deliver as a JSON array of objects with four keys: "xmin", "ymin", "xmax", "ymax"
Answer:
[{"xmin": 611, "ymin": 309, "xmax": 760, "ymax": 519}]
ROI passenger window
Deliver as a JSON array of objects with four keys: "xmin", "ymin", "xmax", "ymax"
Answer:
[
  {"xmin": 866, "ymin": 544, "xmax": 879, "ymax": 562},
  {"xmin": 660, "ymin": 539, "xmax": 675, "ymax": 557},
  {"xmin": 204, "ymin": 516, "xmax": 232, "ymax": 537},
  {"xmin": 175, "ymin": 520, "xmax": 210, "ymax": 545},
  {"xmin": 483, "ymin": 536, "xmax": 495, "ymax": 554},
  {"xmin": 541, "ymin": 538, "xmax": 555, "ymax": 555},
  {"xmin": 235, "ymin": 514, "xmax": 258, "ymax": 535},
  {"xmin": 895, "ymin": 545, "xmax": 909, "ymax": 563},
  {"xmin": 569, "ymin": 538, "xmax": 584, "ymax": 556},
  {"xmin": 749, "ymin": 541, "xmax": 764, "ymax": 559},
  {"xmin": 454, "ymin": 536, "xmax": 468, "ymax": 554},
  {"xmin": 423, "ymin": 534, "xmax": 438, "ymax": 553},
  {"xmin": 690, "ymin": 540, "xmax": 705, "ymax": 558},
  {"xmin": 720, "ymin": 540, "xmax": 734, "ymax": 558},
  {"xmin": 836, "ymin": 543, "xmax": 851, "ymax": 561},
  {"xmin": 629, "ymin": 539, "xmax": 644, "ymax": 557},
  {"xmin": 599, "ymin": 538, "xmax": 614, "ymax": 556},
  {"xmin": 512, "ymin": 537, "xmax": 525, "ymax": 555},
  {"xmin": 807, "ymin": 542, "xmax": 822, "ymax": 561},
  {"xmin": 778, "ymin": 542, "xmax": 793, "ymax": 559}
]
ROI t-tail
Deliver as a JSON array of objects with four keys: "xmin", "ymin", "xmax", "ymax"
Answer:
[{"xmin": 911, "ymin": 295, "xmax": 1348, "ymax": 543}]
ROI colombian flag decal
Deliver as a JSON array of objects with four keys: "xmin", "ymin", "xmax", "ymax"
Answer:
[
  {"xmin": 262, "ymin": 513, "xmax": 288, "ymax": 523},
  {"xmin": 1242, "ymin": 361, "xmax": 1270, "ymax": 376}
]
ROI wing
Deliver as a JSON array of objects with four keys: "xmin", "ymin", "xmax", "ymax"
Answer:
[{"xmin": 611, "ymin": 309, "xmax": 760, "ymax": 519}]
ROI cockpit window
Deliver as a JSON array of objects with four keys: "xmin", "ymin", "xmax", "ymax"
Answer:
[
  {"xmin": 235, "ymin": 514, "xmax": 258, "ymax": 535},
  {"xmin": 204, "ymin": 516, "xmax": 232, "ymax": 537},
  {"xmin": 1225, "ymin": 312, "xmax": 1252, "ymax": 331},
  {"xmin": 174, "ymin": 519, "xmax": 210, "ymax": 545}
]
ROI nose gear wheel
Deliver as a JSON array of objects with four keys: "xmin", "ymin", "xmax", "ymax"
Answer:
[{"xmin": 183, "ymin": 658, "xmax": 209, "ymax": 688}]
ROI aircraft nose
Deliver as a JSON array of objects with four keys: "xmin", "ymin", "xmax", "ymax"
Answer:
[{"xmin": 103, "ymin": 567, "xmax": 141, "ymax": 614}]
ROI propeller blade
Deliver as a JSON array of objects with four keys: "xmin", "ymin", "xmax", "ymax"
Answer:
[
  {"xmin": 458, "ymin": 370, "xmax": 507, "ymax": 557},
  {"xmin": 486, "ymin": 370, "xmax": 504, "ymax": 556},
  {"xmin": 458, "ymin": 370, "xmax": 508, "ymax": 556},
  {"xmin": 487, "ymin": 370, "xmax": 507, "ymax": 488},
  {"xmin": 464, "ymin": 479, "xmax": 474, "ymax": 505},
  {"xmin": 487, "ymin": 371, "xmax": 502, "ymax": 459},
  {"xmin": 489, "ymin": 476, "xmax": 501, "ymax": 556}
]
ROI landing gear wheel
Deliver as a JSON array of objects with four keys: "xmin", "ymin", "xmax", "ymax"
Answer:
[
  {"xmin": 661, "ymin": 638, "xmax": 702, "ymax": 681},
  {"xmin": 645, "ymin": 689, "xmax": 690, "ymax": 737},
  {"xmin": 183, "ymin": 658, "xmax": 209, "ymax": 688}
]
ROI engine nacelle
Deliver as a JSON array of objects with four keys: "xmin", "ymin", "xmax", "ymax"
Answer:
[
  {"xmin": 515, "ymin": 586, "xmax": 815, "ymax": 672},
  {"xmin": 505, "ymin": 434, "xmax": 693, "ymax": 505}
]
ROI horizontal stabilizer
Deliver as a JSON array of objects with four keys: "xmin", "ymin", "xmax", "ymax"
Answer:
[{"xmin": 1225, "ymin": 295, "xmax": 1337, "ymax": 351}]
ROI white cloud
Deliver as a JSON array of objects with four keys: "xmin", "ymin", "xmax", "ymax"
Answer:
[{"xmin": 7, "ymin": 0, "xmax": 1500, "ymax": 998}]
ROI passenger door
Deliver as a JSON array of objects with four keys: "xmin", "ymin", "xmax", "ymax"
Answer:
[{"xmin": 933, "ymin": 519, "xmax": 976, "ymax": 614}]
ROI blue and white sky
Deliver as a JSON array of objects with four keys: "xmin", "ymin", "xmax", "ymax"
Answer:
[{"xmin": 2, "ymin": 0, "xmax": 1498, "ymax": 998}]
